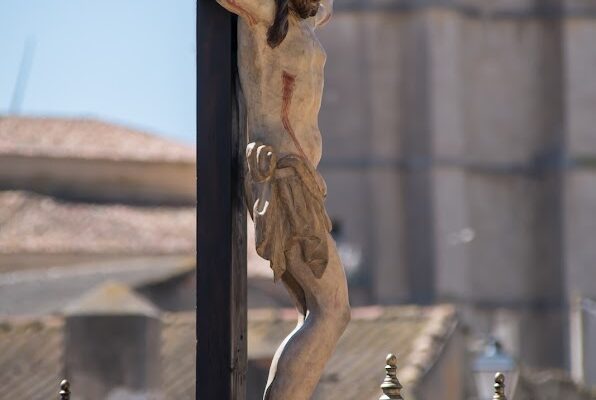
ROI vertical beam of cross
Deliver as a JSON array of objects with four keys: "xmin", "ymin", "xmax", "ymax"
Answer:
[{"xmin": 197, "ymin": 0, "xmax": 247, "ymax": 398}]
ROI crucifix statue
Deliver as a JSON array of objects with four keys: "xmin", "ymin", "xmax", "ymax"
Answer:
[{"xmin": 213, "ymin": 0, "xmax": 351, "ymax": 398}]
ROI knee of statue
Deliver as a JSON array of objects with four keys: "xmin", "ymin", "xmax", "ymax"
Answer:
[{"xmin": 331, "ymin": 299, "xmax": 351, "ymax": 329}]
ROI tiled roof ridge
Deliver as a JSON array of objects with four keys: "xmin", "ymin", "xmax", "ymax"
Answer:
[
  {"xmin": 0, "ymin": 190, "xmax": 195, "ymax": 256},
  {"xmin": 162, "ymin": 305, "xmax": 442, "ymax": 327},
  {"xmin": 0, "ymin": 306, "xmax": 453, "ymax": 331},
  {"xmin": 0, "ymin": 114, "xmax": 164, "ymax": 138},
  {"xmin": 0, "ymin": 191, "xmax": 33, "ymax": 226},
  {"xmin": 398, "ymin": 304, "xmax": 458, "ymax": 389},
  {"xmin": 0, "ymin": 115, "xmax": 195, "ymax": 163},
  {"xmin": 1, "ymin": 190, "xmax": 58, "ymax": 206},
  {"xmin": 0, "ymin": 314, "xmax": 63, "ymax": 332},
  {"xmin": 247, "ymin": 305, "xmax": 439, "ymax": 323},
  {"xmin": 0, "ymin": 306, "xmax": 456, "ymax": 338}
]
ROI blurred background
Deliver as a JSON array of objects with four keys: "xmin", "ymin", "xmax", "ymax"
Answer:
[{"xmin": 1, "ymin": 0, "xmax": 596, "ymax": 399}]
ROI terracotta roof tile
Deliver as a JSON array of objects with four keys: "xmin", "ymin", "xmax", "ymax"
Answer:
[
  {"xmin": 0, "ymin": 191, "xmax": 195, "ymax": 259},
  {"xmin": 0, "ymin": 190, "xmax": 274, "ymax": 280},
  {"xmin": 0, "ymin": 116, "xmax": 195, "ymax": 163},
  {"xmin": 0, "ymin": 305, "xmax": 457, "ymax": 400},
  {"xmin": 0, "ymin": 316, "xmax": 63, "ymax": 400}
]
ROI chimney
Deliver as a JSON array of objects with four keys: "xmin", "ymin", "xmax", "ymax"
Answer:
[{"xmin": 63, "ymin": 281, "xmax": 162, "ymax": 399}]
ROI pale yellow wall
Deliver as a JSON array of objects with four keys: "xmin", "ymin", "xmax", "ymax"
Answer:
[{"xmin": 0, "ymin": 155, "xmax": 195, "ymax": 205}]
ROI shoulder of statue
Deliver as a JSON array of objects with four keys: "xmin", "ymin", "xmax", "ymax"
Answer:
[{"xmin": 217, "ymin": 0, "xmax": 275, "ymax": 26}]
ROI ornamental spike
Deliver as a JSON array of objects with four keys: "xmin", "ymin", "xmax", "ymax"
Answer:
[
  {"xmin": 60, "ymin": 379, "xmax": 70, "ymax": 400},
  {"xmin": 493, "ymin": 373, "xmax": 506, "ymax": 400},
  {"xmin": 380, "ymin": 353, "xmax": 404, "ymax": 400}
]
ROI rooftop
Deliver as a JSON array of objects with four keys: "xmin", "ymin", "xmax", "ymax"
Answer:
[
  {"xmin": 0, "ymin": 191, "xmax": 195, "ymax": 260},
  {"xmin": 0, "ymin": 116, "xmax": 195, "ymax": 163},
  {"xmin": 0, "ymin": 256, "xmax": 194, "ymax": 317},
  {"xmin": 0, "ymin": 305, "xmax": 457, "ymax": 400}
]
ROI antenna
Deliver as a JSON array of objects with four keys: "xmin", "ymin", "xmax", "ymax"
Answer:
[{"xmin": 9, "ymin": 37, "xmax": 36, "ymax": 114}]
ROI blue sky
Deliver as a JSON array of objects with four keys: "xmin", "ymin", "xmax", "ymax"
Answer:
[{"xmin": 0, "ymin": 0, "xmax": 196, "ymax": 143}]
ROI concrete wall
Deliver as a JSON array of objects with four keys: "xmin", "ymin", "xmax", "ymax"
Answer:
[
  {"xmin": 318, "ymin": 0, "xmax": 596, "ymax": 369},
  {"xmin": 564, "ymin": 16, "xmax": 596, "ymax": 302}
]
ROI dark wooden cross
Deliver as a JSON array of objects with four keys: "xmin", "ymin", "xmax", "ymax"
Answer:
[{"xmin": 196, "ymin": 0, "xmax": 247, "ymax": 398}]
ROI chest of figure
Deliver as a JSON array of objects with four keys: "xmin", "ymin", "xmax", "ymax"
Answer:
[
  {"xmin": 237, "ymin": 18, "xmax": 325, "ymax": 98},
  {"xmin": 237, "ymin": 20, "xmax": 324, "ymax": 71},
  {"xmin": 280, "ymin": 20, "xmax": 326, "ymax": 72}
]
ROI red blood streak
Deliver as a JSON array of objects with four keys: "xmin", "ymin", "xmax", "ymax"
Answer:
[{"xmin": 281, "ymin": 71, "xmax": 309, "ymax": 161}]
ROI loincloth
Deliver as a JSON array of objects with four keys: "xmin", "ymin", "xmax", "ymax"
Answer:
[{"xmin": 245, "ymin": 142, "xmax": 332, "ymax": 305}]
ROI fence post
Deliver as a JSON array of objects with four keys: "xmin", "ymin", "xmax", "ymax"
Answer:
[
  {"xmin": 493, "ymin": 373, "xmax": 506, "ymax": 400},
  {"xmin": 380, "ymin": 353, "xmax": 404, "ymax": 400},
  {"xmin": 60, "ymin": 379, "xmax": 70, "ymax": 400}
]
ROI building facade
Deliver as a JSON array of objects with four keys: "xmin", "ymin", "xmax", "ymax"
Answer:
[{"xmin": 318, "ymin": 0, "xmax": 596, "ymax": 370}]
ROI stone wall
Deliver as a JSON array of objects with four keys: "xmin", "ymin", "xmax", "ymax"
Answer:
[{"xmin": 317, "ymin": 0, "xmax": 596, "ymax": 369}]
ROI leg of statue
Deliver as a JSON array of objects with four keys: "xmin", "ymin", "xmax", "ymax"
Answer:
[{"xmin": 263, "ymin": 233, "xmax": 351, "ymax": 400}]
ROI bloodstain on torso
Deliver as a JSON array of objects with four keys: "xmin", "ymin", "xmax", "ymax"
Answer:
[{"xmin": 281, "ymin": 70, "xmax": 309, "ymax": 161}]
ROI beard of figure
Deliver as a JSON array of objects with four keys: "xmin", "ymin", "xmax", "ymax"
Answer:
[{"xmin": 293, "ymin": 0, "xmax": 320, "ymax": 18}]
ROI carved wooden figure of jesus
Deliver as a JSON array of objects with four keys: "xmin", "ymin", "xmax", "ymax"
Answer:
[{"xmin": 215, "ymin": 0, "xmax": 351, "ymax": 398}]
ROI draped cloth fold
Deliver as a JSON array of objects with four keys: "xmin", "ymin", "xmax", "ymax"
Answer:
[{"xmin": 245, "ymin": 142, "xmax": 332, "ymax": 312}]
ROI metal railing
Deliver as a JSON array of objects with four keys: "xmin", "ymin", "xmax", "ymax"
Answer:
[
  {"xmin": 56, "ymin": 354, "xmax": 509, "ymax": 400},
  {"xmin": 59, "ymin": 380, "xmax": 70, "ymax": 400},
  {"xmin": 378, "ymin": 353, "xmax": 508, "ymax": 400}
]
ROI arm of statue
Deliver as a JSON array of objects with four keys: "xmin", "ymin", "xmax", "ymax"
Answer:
[
  {"xmin": 216, "ymin": 0, "xmax": 274, "ymax": 25},
  {"xmin": 315, "ymin": 0, "xmax": 333, "ymax": 28}
]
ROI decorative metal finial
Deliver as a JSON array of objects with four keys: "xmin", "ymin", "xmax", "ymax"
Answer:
[
  {"xmin": 60, "ymin": 379, "xmax": 71, "ymax": 400},
  {"xmin": 493, "ymin": 372, "xmax": 506, "ymax": 400},
  {"xmin": 380, "ymin": 353, "xmax": 404, "ymax": 400}
]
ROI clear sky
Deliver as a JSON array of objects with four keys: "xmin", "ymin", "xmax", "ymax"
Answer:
[{"xmin": 0, "ymin": 0, "xmax": 196, "ymax": 144}]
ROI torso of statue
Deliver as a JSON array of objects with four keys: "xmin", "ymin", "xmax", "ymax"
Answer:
[{"xmin": 238, "ymin": 15, "xmax": 326, "ymax": 167}]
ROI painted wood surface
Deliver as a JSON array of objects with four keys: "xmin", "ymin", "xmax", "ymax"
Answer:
[{"xmin": 196, "ymin": 2, "xmax": 247, "ymax": 398}]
